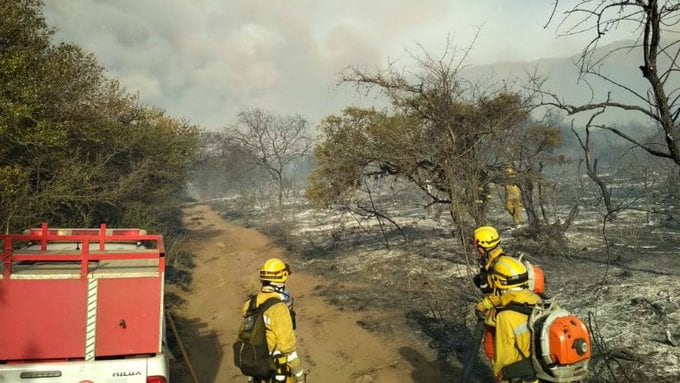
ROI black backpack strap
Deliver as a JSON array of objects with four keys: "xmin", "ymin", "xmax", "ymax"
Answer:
[
  {"xmin": 251, "ymin": 297, "xmax": 283, "ymax": 315},
  {"xmin": 247, "ymin": 295, "xmax": 258, "ymax": 312},
  {"xmin": 497, "ymin": 302, "xmax": 535, "ymax": 316}
]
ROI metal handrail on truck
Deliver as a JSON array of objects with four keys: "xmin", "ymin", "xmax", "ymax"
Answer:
[{"xmin": 1, "ymin": 222, "xmax": 166, "ymax": 278}]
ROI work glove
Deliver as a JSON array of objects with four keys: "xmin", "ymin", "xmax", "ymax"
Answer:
[
  {"xmin": 273, "ymin": 355, "xmax": 288, "ymax": 382},
  {"xmin": 473, "ymin": 274, "xmax": 493, "ymax": 294},
  {"xmin": 473, "ymin": 273, "xmax": 483, "ymax": 288}
]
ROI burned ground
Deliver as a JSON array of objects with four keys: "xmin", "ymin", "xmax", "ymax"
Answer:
[{"xmin": 207, "ymin": 182, "xmax": 680, "ymax": 382}]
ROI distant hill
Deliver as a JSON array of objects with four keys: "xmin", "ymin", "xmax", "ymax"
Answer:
[
  {"xmin": 462, "ymin": 40, "xmax": 653, "ymax": 125},
  {"xmin": 461, "ymin": 40, "xmax": 674, "ymax": 160}
]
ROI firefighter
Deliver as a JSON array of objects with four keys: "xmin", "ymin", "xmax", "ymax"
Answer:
[
  {"xmin": 243, "ymin": 258, "xmax": 306, "ymax": 383},
  {"xmin": 471, "ymin": 225, "xmax": 507, "ymax": 361},
  {"xmin": 472, "ymin": 225, "xmax": 505, "ymax": 294},
  {"xmin": 504, "ymin": 167, "xmax": 523, "ymax": 227},
  {"xmin": 485, "ymin": 256, "xmax": 542, "ymax": 383}
]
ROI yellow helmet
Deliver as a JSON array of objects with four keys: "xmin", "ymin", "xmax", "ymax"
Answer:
[
  {"xmin": 505, "ymin": 166, "xmax": 516, "ymax": 177},
  {"xmin": 473, "ymin": 226, "xmax": 500, "ymax": 250},
  {"xmin": 260, "ymin": 258, "xmax": 291, "ymax": 284},
  {"xmin": 490, "ymin": 256, "xmax": 529, "ymax": 291}
]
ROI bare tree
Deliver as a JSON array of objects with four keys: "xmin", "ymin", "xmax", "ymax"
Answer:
[
  {"xmin": 571, "ymin": 108, "xmax": 615, "ymax": 215},
  {"xmin": 226, "ymin": 108, "xmax": 313, "ymax": 205},
  {"xmin": 537, "ymin": 0, "xmax": 680, "ymax": 165}
]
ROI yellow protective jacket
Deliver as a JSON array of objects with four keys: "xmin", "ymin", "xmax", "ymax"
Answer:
[
  {"xmin": 504, "ymin": 184, "xmax": 521, "ymax": 200},
  {"xmin": 488, "ymin": 289, "xmax": 542, "ymax": 380},
  {"xmin": 476, "ymin": 272, "xmax": 530, "ymax": 314},
  {"xmin": 504, "ymin": 184, "xmax": 523, "ymax": 225},
  {"xmin": 241, "ymin": 287, "xmax": 303, "ymax": 380}
]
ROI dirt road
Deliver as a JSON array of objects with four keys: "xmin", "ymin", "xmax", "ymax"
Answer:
[{"xmin": 167, "ymin": 204, "xmax": 441, "ymax": 383}]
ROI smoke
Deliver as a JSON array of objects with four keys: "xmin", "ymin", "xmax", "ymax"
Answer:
[{"xmin": 42, "ymin": 1, "xmax": 643, "ymax": 131}]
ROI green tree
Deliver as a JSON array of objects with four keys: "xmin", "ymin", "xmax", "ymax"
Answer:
[
  {"xmin": 307, "ymin": 43, "xmax": 529, "ymax": 239},
  {"xmin": 0, "ymin": 0, "xmax": 200, "ymax": 234}
]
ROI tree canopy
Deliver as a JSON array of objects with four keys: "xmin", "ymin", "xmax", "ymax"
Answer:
[
  {"xmin": 0, "ymin": 0, "xmax": 200, "ymax": 233},
  {"xmin": 306, "ymin": 45, "xmax": 551, "ymax": 233}
]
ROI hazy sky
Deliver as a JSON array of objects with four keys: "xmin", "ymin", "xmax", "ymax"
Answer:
[{"xmin": 43, "ymin": 1, "xmax": 645, "ymax": 131}]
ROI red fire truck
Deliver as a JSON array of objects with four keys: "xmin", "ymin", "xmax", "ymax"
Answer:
[{"xmin": 0, "ymin": 224, "xmax": 170, "ymax": 382}]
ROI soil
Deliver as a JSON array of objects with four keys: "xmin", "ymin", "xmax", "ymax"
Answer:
[{"xmin": 167, "ymin": 203, "xmax": 446, "ymax": 383}]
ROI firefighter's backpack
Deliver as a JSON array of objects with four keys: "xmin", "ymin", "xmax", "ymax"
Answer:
[
  {"xmin": 233, "ymin": 296, "xmax": 281, "ymax": 377},
  {"xmin": 505, "ymin": 297, "xmax": 592, "ymax": 382}
]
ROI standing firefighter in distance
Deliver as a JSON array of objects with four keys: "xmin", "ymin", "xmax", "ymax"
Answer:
[
  {"xmin": 234, "ymin": 258, "xmax": 305, "ymax": 383},
  {"xmin": 485, "ymin": 256, "xmax": 542, "ymax": 383},
  {"xmin": 504, "ymin": 167, "xmax": 523, "ymax": 227}
]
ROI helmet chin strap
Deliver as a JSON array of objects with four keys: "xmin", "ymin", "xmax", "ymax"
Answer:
[
  {"xmin": 262, "ymin": 282, "xmax": 286, "ymax": 293},
  {"xmin": 271, "ymin": 283, "xmax": 286, "ymax": 292}
]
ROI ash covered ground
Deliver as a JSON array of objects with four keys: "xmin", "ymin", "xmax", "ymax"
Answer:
[{"xmin": 210, "ymin": 180, "xmax": 680, "ymax": 382}]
